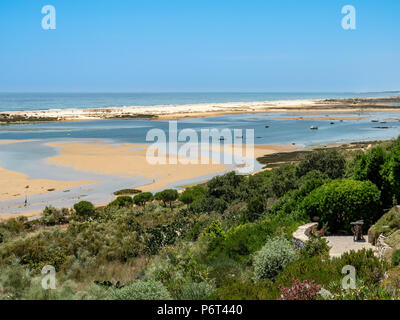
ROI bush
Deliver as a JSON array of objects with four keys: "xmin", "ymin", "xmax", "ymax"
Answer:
[
  {"xmin": 245, "ymin": 195, "xmax": 265, "ymax": 222},
  {"xmin": 110, "ymin": 279, "xmax": 171, "ymax": 300},
  {"xmin": 369, "ymin": 206, "xmax": 400, "ymax": 243},
  {"xmin": 267, "ymin": 164, "xmax": 297, "ymax": 198},
  {"xmin": 253, "ymin": 236, "xmax": 297, "ymax": 280},
  {"xmin": 179, "ymin": 186, "xmax": 207, "ymax": 206},
  {"xmin": 109, "ymin": 196, "xmax": 133, "ymax": 208},
  {"xmin": 41, "ymin": 206, "xmax": 69, "ymax": 226},
  {"xmin": 155, "ymin": 189, "xmax": 179, "ymax": 209},
  {"xmin": 278, "ymin": 279, "xmax": 322, "ymax": 300},
  {"xmin": 335, "ymin": 249, "xmax": 387, "ymax": 285},
  {"xmin": 392, "ymin": 250, "xmax": 400, "ymax": 267},
  {"xmin": 133, "ymin": 192, "xmax": 154, "ymax": 206},
  {"xmin": 180, "ymin": 282, "xmax": 215, "ymax": 300},
  {"xmin": 275, "ymin": 256, "xmax": 340, "ymax": 288},
  {"xmin": 300, "ymin": 236, "xmax": 330, "ymax": 259},
  {"xmin": 209, "ymin": 278, "xmax": 279, "ymax": 300},
  {"xmin": 301, "ymin": 180, "xmax": 382, "ymax": 233},
  {"xmin": 73, "ymin": 201, "xmax": 95, "ymax": 218},
  {"xmin": 297, "ymin": 149, "xmax": 346, "ymax": 179}
]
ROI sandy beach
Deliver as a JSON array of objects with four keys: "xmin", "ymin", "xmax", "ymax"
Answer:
[
  {"xmin": 46, "ymin": 142, "xmax": 298, "ymax": 191},
  {"xmin": 2, "ymin": 96, "xmax": 400, "ymax": 123},
  {"xmin": 0, "ymin": 163, "xmax": 97, "ymax": 202}
]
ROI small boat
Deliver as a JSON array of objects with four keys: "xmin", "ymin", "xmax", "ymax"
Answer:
[
  {"xmin": 330, "ymin": 122, "xmax": 335, "ymax": 125},
  {"xmin": 265, "ymin": 125, "xmax": 270, "ymax": 128},
  {"xmin": 380, "ymin": 121, "xmax": 387, "ymax": 124},
  {"xmin": 371, "ymin": 120, "xmax": 379, "ymax": 123},
  {"xmin": 310, "ymin": 126, "xmax": 318, "ymax": 130},
  {"xmin": 219, "ymin": 137, "xmax": 225, "ymax": 141}
]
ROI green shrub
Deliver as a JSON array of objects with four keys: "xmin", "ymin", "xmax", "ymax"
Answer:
[
  {"xmin": 133, "ymin": 192, "xmax": 154, "ymax": 206},
  {"xmin": 216, "ymin": 221, "xmax": 271, "ymax": 261},
  {"xmin": 296, "ymin": 149, "xmax": 346, "ymax": 179},
  {"xmin": 155, "ymin": 189, "xmax": 179, "ymax": 209},
  {"xmin": 180, "ymin": 281, "xmax": 215, "ymax": 300},
  {"xmin": 300, "ymin": 236, "xmax": 330, "ymax": 259},
  {"xmin": 245, "ymin": 195, "xmax": 265, "ymax": 222},
  {"xmin": 40, "ymin": 206, "xmax": 68, "ymax": 226},
  {"xmin": 202, "ymin": 221, "xmax": 226, "ymax": 254},
  {"xmin": 110, "ymin": 279, "xmax": 171, "ymax": 300},
  {"xmin": 275, "ymin": 256, "xmax": 341, "ymax": 288},
  {"xmin": 0, "ymin": 216, "xmax": 30, "ymax": 240},
  {"xmin": 266, "ymin": 164, "xmax": 297, "ymax": 198},
  {"xmin": 301, "ymin": 180, "xmax": 382, "ymax": 232},
  {"xmin": 253, "ymin": 236, "xmax": 297, "ymax": 280},
  {"xmin": 369, "ymin": 206, "xmax": 400, "ymax": 243},
  {"xmin": 179, "ymin": 186, "xmax": 207, "ymax": 206},
  {"xmin": 109, "ymin": 196, "xmax": 133, "ymax": 208},
  {"xmin": 73, "ymin": 201, "xmax": 95, "ymax": 218},
  {"xmin": 392, "ymin": 250, "xmax": 400, "ymax": 267},
  {"xmin": 209, "ymin": 278, "xmax": 279, "ymax": 300},
  {"xmin": 0, "ymin": 260, "xmax": 33, "ymax": 299},
  {"xmin": 335, "ymin": 249, "xmax": 387, "ymax": 285}
]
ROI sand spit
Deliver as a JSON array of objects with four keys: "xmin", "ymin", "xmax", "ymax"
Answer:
[
  {"xmin": 2, "ymin": 96, "xmax": 399, "ymax": 123},
  {"xmin": 46, "ymin": 142, "xmax": 298, "ymax": 191},
  {"xmin": 0, "ymin": 165, "xmax": 97, "ymax": 202},
  {"xmin": 0, "ymin": 140, "xmax": 98, "ymax": 202}
]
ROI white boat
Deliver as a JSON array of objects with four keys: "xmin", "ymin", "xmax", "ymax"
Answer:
[{"xmin": 310, "ymin": 126, "xmax": 318, "ymax": 130}]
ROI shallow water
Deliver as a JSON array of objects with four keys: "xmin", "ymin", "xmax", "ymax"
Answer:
[{"xmin": 1, "ymin": 111, "xmax": 400, "ymax": 215}]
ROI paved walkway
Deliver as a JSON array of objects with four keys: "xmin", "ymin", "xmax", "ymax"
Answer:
[{"xmin": 323, "ymin": 235, "xmax": 376, "ymax": 258}]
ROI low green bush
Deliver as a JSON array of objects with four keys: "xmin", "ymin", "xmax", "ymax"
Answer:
[
  {"xmin": 180, "ymin": 281, "xmax": 215, "ymax": 300},
  {"xmin": 209, "ymin": 278, "xmax": 279, "ymax": 300},
  {"xmin": 253, "ymin": 236, "xmax": 297, "ymax": 280},
  {"xmin": 109, "ymin": 196, "xmax": 133, "ymax": 208},
  {"xmin": 40, "ymin": 206, "xmax": 69, "ymax": 226},
  {"xmin": 110, "ymin": 279, "xmax": 171, "ymax": 300},
  {"xmin": 300, "ymin": 236, "xmax": 330, "ymax": 259},
  {"xmin": 369, "ymin": 206, "xmax": 400, "ymax": 243},
  {"xmin": 392, "ymin": 249, "xmax": 400, "ymax": 267},
  {"xmin": 334, "ymin": 249, "xmax": 387, "ymax": 285}
]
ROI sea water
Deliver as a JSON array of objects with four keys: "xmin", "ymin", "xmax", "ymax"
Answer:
[{"xmin": 0, "ymin": 92, "xmax": 399, "ymax": 112}]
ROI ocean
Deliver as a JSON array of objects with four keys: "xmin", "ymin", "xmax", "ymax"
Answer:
[{"xmin": 0, "ymin": 92, "xmax": 399, "ymax": 112}]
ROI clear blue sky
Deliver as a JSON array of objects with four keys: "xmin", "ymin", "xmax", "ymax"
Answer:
[{"xmin": 0, "ymin": 0, "xmax": 399, "ymax": 92}]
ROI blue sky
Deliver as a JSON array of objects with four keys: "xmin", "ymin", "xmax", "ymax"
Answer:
[{"xmin": 0, "ymin": 0, "xmax": 399, "ymax": 92}]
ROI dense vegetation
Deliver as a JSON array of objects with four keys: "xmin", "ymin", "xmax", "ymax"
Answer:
[{"xmin": 2, "ymin": 138, "xmax": 400, "ymax": 300}]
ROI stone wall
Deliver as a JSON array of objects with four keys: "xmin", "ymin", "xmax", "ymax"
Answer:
[
  {"xmin": 375, "ymin": 234, "xmax": 393, "ymax": 260},
  {"xmin": 293, "ymin": 222, "xmax": 318, "ymax": 249}
]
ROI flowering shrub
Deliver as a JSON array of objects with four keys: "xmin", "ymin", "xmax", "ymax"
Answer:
[{"xmin": 278, "ymin": 278, "xmax": 322, "ymax": 300}]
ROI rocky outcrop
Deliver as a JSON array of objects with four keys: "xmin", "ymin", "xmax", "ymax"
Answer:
[
  {"xmin": 375, "ymin": 234, "xmax": 393, "ymax": 260},
  {"xmin": 293, "ymin": 223, "xmax": 318, "ymax": 249}
]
